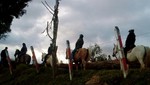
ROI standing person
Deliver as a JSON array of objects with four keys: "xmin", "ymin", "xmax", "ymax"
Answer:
[
  {"xmin": 124, "ymin": 29, "xmax": 136, "ymax": 57},
  {"xmin": 72, "ymin": 34, "xmax": 84, "ymax": 60},
  {"xmin": 43, "ymin": 43, "xmax": 53, "ymax": 64},
  {"xmin": 1, "ymin": 47, "xmax": 8, "ymax": 67}
]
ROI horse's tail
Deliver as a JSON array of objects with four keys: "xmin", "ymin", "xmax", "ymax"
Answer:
[
  {"xmin": 143, "ymin": 46, "xmax": 147, "ymax": 60},
  {"xmin": 25, "ymin": 54, "xmax": 31, "ymax": 64},
  {"xmin": 142, "ymin": 46, "xmax": 150, "ymax": 67}
]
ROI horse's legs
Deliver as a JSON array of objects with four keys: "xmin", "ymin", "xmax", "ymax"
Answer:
[
  {"xmin": 44, "ymin": 63, "xmax": 47, "ymax": 67},
  {"xmin": 139, "ymin": 59, "xmax": 145, "ymax": 70},
  {"xmin": 75, "ymin": 62, "xmax": 78, "ymax": 71},
  {"xmin": 82, "ymin": 59, "xmax": 86, "ymax": 70}
]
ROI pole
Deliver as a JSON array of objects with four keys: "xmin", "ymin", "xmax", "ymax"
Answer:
[
  {"xmin": 51, "ymin": 0, "xmax": 60, "ymax": 78},
  {"xmin": 114, "ymin": 26, "xmax": 128, "ymax": 78},
  {"xmin": 30, "ymin": 46, "xmax": 39, "ymax": 73},
  {"xmin": 66, "ymin": 40, "xmax": 72, "ymax": 80},
  {"xmin": 5, "ymin": 50, "xmax": 13, "ymax": 75}
]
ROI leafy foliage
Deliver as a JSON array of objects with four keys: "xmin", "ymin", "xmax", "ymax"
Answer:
[
  {"xmin": 0, "ymin": 0, "xmax": 32, "ymax": 39},
  {"xmin": 90, "ymin": 43, "xmax": 107, "ymax": 62}
]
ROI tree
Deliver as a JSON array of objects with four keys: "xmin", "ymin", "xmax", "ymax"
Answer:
[
  {"xmin": 42, "ymin": 0, "xmax": 60, "ymax": 78},
  {"xmin": 0, "ymin": 0, "xmax": 32, "ymax": 39},
  {"xmin": 90, "ymin": 43, "xmax": 107, "ymax": 62}
]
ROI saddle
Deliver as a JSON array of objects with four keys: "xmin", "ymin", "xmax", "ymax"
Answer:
[
  {"xmin": 127, "ymin": 49, "xmax": 133, "ymax": 53},
  {"xmin": 127, "ymin": 46, "xmax": 135, "ymax": 53}
]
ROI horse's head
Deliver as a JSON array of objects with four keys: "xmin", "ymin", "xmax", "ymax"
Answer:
[
  {"xmin": 14, "ymin": 49, "xmax": 20, "ymax": 57},
  {"xmin": 41, "ymin": 53, "xmax": 47, "ymax": 61}
]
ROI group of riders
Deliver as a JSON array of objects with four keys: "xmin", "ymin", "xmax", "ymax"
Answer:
[
  {"xmin": 71, "ymin": 29, "xmax": 136, "ymax": 62},
  {"xmin": 44, "ymin": 30, "xmax": 136, "ymax": 64},
  {"xmin": 1, "ymin": 29, "xmax": 135, "ymax": 67},
  {"xmin": 0, "ymin": 43, "xmax": 27, "ymax": 67},
  {"xmin": 43, "ymin": 34, "xmax": 84, "ymax": 64}
]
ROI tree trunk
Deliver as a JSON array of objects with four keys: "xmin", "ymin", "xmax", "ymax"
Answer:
[{"xmin": 52, "ymin": 0, "xmax": 59, "ymax": 78}]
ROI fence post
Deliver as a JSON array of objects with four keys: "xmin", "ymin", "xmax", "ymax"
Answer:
[
  {"xmin": 66, "ymin": 40, "xmax": 72, "ymax": 80},
  {"xmin": 114, "ymin": 26, "xmax": 128, "ymax": 78},
  {"xmin": 5, "ymin": 50, "xmax": 12, "ymax": 75},
  {"xmin": 30, "ymin": 46, "xmax": 39, "ymax": 73}
]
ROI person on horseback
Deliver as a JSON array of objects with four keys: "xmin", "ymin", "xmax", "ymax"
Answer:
[
  {"xmin": 0, "ymin": 47, "xmax": 8, "ymax": 67},
  {"xmin": 19, "ymin": 43, "xmax": 27, "ymax": 61},
  {"xmin": 43, "ymin": 43, "xmax": 53, "ymax": 64},
  {"xmin": 124, "ymin": 29, "xmax": 136, "ymax": 58},
  {"xmin": 72, "ymin": 34, "xmax": 84, "ymax": 60}
]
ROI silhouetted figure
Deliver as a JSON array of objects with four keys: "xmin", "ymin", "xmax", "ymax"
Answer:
[
  {"xmin": 43, "ymin": 43, "xmax": 53, "ymax": 64},
  {"xmin": 124, "ymin": 29, "xmax": 136, "ymax": 59},
  {"xmin": 72, "ymin": 34, "xmax": 84, "ymax": 60},
  {"xmin": 1, "ymin": 47, "xmax": 8, "ymax": 67},
  {"xmin": 19, "ymin": 43, "xmax": 27, "ymax": 61}
]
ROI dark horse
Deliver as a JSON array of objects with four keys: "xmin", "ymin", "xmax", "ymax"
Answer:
[{"xmin": 14, "ymin": 49, "xmax": 31, "ymax": 65}]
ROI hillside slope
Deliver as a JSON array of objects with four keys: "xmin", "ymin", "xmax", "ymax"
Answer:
[{"xmin": 0, "ymin": 63, "xmax": 150, "ymax": 85}]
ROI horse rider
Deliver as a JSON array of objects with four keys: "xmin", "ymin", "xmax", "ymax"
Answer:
[
  {"xmin": 0, "ymin": 47, "xmax": 8, "ymax": 67},
  {"xmin": 124, "ymin": 29, "xmax": 136, "ymax": 58},
  {"xmin": 72, "ymin": 34, "xmax": 84, "ymax": 60},
  {"xmin": 19, "ymin": 43, "xmax": 27, "ymax": 60},
  {"xmin": 43, "ymin": 43, "xmax": 53, "ymax": 64}
]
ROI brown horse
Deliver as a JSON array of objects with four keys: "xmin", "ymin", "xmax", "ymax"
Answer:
[{"xmin": 66, "ymin": 48, "xmax": 90, "ymax": 70}]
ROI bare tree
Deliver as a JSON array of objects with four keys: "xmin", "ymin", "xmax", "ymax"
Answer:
[{"xmin": 42, "ymin": 0, "xmax": 60, "ymax": 78}]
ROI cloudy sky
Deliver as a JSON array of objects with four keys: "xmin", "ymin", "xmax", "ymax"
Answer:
[{"xmin": 1, "ymin": 0, "xmax": 150, "ymax": 63}]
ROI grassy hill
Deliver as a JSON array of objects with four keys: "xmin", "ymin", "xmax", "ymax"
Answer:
[{"xmin": 0, "ymin": 63, "xmax": 150, "ymax": 85}]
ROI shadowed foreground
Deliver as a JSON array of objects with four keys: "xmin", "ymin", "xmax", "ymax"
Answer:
[{"xmin": 0, "ymin": 62, "xmax": 150, "ymax": 85}]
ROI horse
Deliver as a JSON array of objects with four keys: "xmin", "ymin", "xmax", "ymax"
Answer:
[
  {"xmin": 14, "ymin": 49, "xmax": 31, "ymax": 65},
  {"xmin": 113, "ymin": 44, "xmax": 150, "ymax": 70},
  {"xmin": 66, "ymin": 48, "xmax": 91, "ymax": 70},
  {"xmin": 41, "ymin": 53, "xmax": 59, "ymax": 67}
]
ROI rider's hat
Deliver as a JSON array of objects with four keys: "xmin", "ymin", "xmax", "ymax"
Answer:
[
  {"xmin": 80, "ymin": 34, "xmax": 84, "ymax": 38},
  {"xmin": 129, "ymin": 29, "xmax": 134, "ymax": 33}
]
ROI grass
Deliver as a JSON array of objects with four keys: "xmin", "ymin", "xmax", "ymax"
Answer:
[{"xmin": 0, "ymin": 64, "xmax": 150, "ymax": 85}]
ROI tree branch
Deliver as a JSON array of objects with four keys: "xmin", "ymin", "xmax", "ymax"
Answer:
[{"xmin": 41, "ymin": 1, "xmax": 54, "ymax": 15}]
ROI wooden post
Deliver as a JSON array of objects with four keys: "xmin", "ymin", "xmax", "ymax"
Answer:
[
  {"xmin": 114, "ymin": 26, "xmax": 128, "ymax": 78},
  {"xmin": 51, "ymin": 0, "xmax": 60, "ymax": 78},
  {"xmin": 30, "ymin": 46, "xmax": 39, "ymax": 73},
  {"xmin": 66, "ymin": 40, "xmax": 72, "ymax": 80},
  {"xmin": 41, "ymin": 0, "xmax": 60, "ymax": 78},
  {"xmin": 5, "ymin": 50, "xmax": 12, "ymax": 75}
]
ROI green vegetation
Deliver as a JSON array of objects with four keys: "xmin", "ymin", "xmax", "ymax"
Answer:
[
  {"xmin": 0, "ymin": 0, "xmax": 32, "ymax": 39},
  {"xmin": 0, "ymin": 64, "xmax": 150, "ymax": 85}
]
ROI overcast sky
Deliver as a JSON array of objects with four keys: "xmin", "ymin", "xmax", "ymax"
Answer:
[{"xmin": 1, "ymin": 0, "xmax": 150, "ymax": 63}]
